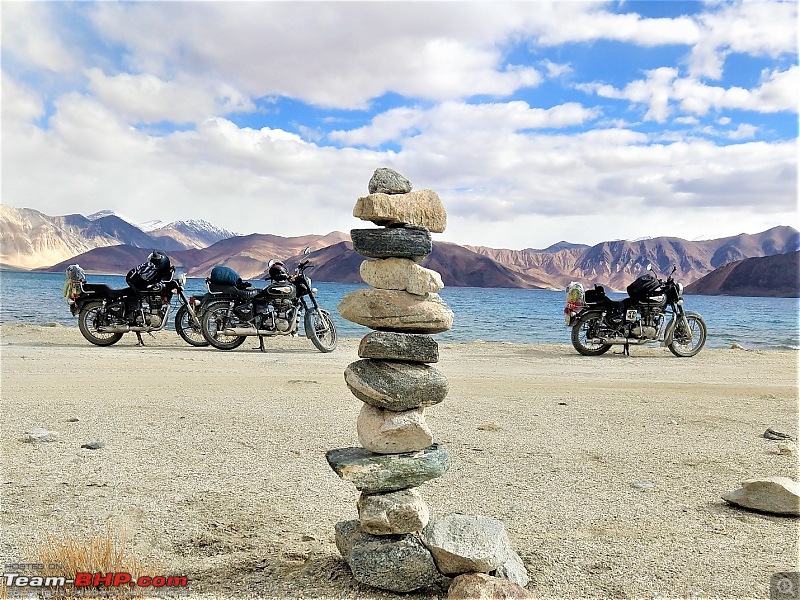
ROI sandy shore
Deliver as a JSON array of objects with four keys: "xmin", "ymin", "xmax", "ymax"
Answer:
[{"xmin": 1, "ymin": 323, "xmax": 798, "ymax": 599}]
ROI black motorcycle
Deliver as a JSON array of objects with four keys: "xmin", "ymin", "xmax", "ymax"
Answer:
[
  {"xmin": 199, "ymin": 248, "xmax": 337, "ymax": 353},
  {"xmin": 565, "ymin": 264, "xmax": 707, "ymax": 357},
  {"xmin": 65, "ymin": 262, "xmax": 207, "ymax": 347}
]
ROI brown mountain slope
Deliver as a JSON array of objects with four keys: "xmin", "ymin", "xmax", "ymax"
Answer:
[{"xmin": 685, "ymin": 251, "xmax": 799, "ymax": 297}]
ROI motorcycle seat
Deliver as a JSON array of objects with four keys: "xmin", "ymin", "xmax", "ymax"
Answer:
[{"xmin": 81, "ymin": 283, "xmax": 137, "ymax": 299}]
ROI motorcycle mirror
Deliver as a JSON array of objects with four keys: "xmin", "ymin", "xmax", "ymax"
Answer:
[
  {"xmin": 303, "ymin": 246, "xmax": 311, "ymax": 256},
  {"xmin": 646, "ymin": 263, "xmax": 653, "ymax": 272}
]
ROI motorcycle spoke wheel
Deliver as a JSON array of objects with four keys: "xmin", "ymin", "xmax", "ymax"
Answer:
[
  {"xmin": 201, "ymin": 303, "xmax": 246, "ymax": 350},
  {"xmin": 78, "ymin": 302, "xmax": 123, "ymax": 347},
  {"xmin": 668, "ymin": 313, "xmax": 707, "ymax": 357},
  {"xmin": 175, "ymin": 305, "xmax": 208, "ymax": 347},
  {"xmin": 571, "ymin": 313, "xmax": 612, "ymax": 356},
  {"xmin": 305, "ymin": 309, "xmax": 337, "ymax": 353}
]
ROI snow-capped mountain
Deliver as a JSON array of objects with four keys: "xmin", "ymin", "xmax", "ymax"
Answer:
[{"xmin": 149, "ymin": 220, "xmax": 240, "ymax": 249}]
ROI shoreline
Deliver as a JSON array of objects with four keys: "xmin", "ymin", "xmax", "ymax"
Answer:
[{"xmin": 1, "ymin": 323, "xmax": 798, "ymax": 599}]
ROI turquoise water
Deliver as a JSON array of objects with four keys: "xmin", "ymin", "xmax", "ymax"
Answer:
[{"xmin": 1, "ymin": 270, "xmax": 798, "ymax": 349}]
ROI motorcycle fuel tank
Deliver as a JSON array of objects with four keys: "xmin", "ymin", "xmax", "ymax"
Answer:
[{"xmin": 262, "ymin": 282, "xmax": 296, "ymax": 299}]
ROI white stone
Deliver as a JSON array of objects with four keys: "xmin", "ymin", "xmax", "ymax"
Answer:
[
  {"xmin": 357, "ymin": 489, "xmax": 430, "ymax": 535},
  {"xmin": 360, "ymin": 258, "xmax": 444, "ymax": 296},
  {"xmin": 353, "ymin": 190, "xmax": 447, "ymax": 233},
  {"xmin": 357, "ymin": 404, "xmax": 434, "ymax": 454}
]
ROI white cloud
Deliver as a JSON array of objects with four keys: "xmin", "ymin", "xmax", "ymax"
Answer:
[
  {"xmin": 1, "ymin": 72, "xmax": 44, "ymax": 122},
  {"xmin": 1, "ymin": 3, "xmax": 79, "ymax": 73}
]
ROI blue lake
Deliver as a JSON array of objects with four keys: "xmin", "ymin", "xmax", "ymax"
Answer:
[{"xmin": 0, "ymin": 270, "xmax": 798, "ymax": 350}]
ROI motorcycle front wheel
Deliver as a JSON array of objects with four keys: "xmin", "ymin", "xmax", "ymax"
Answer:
[
  {"xmin": 571, "ymin": 312, "xmax": 612, "ymax": 356},
  {"xmin": 668, "ymin": 311, "xmax": 707, "ymax": 357},
  {"xmin": 305, "ymin": 308, "xmax": 337, "ymax": 353},
  {"xmin": 201, "ymin": 301, "xmax": 246, "ymax": 350},
  {"xmin": 78, "ymin": 301, "xmax": 124, "ymax": 347},
  {"xmin": 175, "ymin": 305, "xmax": 208, "ymax": 347}
]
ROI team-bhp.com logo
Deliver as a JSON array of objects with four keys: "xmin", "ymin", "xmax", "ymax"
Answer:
[{"xmin": 3, "ymin": 565, "xmax": 188, "ymax": 593}]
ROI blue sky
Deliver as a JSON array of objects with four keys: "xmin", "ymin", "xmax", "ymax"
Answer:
[{"xmin": 2, "ymin": 1, "xmax": 797, "ymax": 250}]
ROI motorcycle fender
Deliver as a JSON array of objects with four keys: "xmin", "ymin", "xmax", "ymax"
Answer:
[
  {"xmin": 663, "ymin": 317, "xmax": 683, "ymax": 347},
  {"xmin": 305, "ymin": 308, "xmax": 331, "ymax": 339}
]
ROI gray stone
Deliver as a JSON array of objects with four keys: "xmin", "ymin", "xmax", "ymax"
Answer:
[
  {"xmin": 357, "ymin": 404, "xmax": 434, "ymax": 454},
  {"xmin": 335, "ymin": 520, "xmax": 440, "ymax": 592},
  {"xmin": 354, "ymin": 190, "xmax": 447, "ymax": 233},
  {"xmin": 490, "ymin": 549, "xmax": 530, "ymax": 587},
  {"xmin": 421, "ymin": 514, "xmax": 513, "ymax": 575},
  {"xmin": 448, "ymin": 573, "xmax": 535, "ymax": 599},
  {"xmin": 351, "ymin": 226, "xmax": 432, "ymax": 261},
  {"xmin": 20, "ymin": 427, "xmax": 59, "ymax": 443},
  {"xmin": 368, "ymin": 168, "xmax": 412, "ymax": 195},
  {"xmin": 357, "ymin": 488, "xmax": 430, "ymax": 535},
  {"xmin": 326, "ymin": 444, "xmax": 450, "ymax": 493},
  {"xmin": 338, "ymin": 289, "xmax": 453, "ymax": 333},
  {"xmin": 360, "ymin": 258, "xmax": 444, "ymax": 295},
  {"xmin": 722, "ymin": 476, "xmax": 800, "ymax": 516},
  {"xmin": 359, "ymin": 331, "xmax": 439, "ymax": 363},
  {"xmin": 81, "ymin": 441, "xmax": 106, "ymax": 450},
  {"xmin": 345, "ymin": 359, "xmax": 448, "ymax": 411}
]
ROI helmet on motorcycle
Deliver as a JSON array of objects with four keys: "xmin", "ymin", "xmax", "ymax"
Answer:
[
  {"xmin": 268, "ymin": 261, "xmax": 289, "ymax": 282},
  {"xmin": 148, "ymin": 250, "xmax": 171, "ymax": 275}
]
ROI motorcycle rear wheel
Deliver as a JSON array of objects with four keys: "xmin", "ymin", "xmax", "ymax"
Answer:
[
  {"xmin": 305, "ymin": 308, "xmax": 337, "ymax": 353},
  {"xmin": 571, "ymin": 312, "xmax": 612, "ymax": 356},
  {"xmin": 668, "ymin": 312, "xmax": 707, "ymax": 357},
  {"xmin": 78, "ymin": 301, "xmax": 124, "ymax": 347},
  {"xmin": 201, "ymin": 301, "xmax": 247, "ymax": 350},
  {"xmin": 175, "ymin": 305, "xmax": 208, "ymax": 347}
]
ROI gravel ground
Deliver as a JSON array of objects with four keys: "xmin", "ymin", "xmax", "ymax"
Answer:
[{"xmin": 1, "ymin": 323, "xmax": 798, "ymax": 599}]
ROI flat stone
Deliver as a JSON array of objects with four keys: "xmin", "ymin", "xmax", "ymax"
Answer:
[
  {"xmin": 368, "ymin": 168, "xmax": 412, "ymax": 195},
  {"xmin": 357, "ymin": 489, "xmax": 430, "ymax": 535},
  {"xmin": 326, "ymin": 444, "xmax": 450, "ymax": 493},
  {"xmin": 359, "ymin": 331, "xmax": 439, "ymax": 363},
  {"xmin": 360, "ymin": 258, "xmax": 444, "ymax": 295},
  {"xmin": 351, "ymin": 226, "xmax": 432, "ymax": 261},
  {"xmin": 357, "ymin": 404, "xmax": 434, "ymax": 454},
  {"xmin": 354, "ymin": 190, "xmax": 447, "ymax": 233},
  {"xmin": 335, "ymin": 520, "xmax": 440, "ymax": 592},
  {"xmin": 345, "ymin": 359, "xmax": 448, "ymax": 411},
  {"xmin": 421, "ymin": 514, "xmax": 513, "ymax": 575},
  {"xmin": 448, "ymin": 573, "xmax": 535, "ymax": 599},
  {"xmin": 80, "ymin": 440, "xmax": 106, "ymax": 450},
  {"xmin": 20, "ymin": 427, "xmax": 59, "ymax": 443},
  {"xmin": 490, "ymin": 549, "xmax": 530, "ymax": 587},
  {"xmin": 338, "ymin": 289, "xmax": 453, "ymax": 333},
  {"xmin": 722, "ymin": 476, "xmax": 800, "ymax": 516}
]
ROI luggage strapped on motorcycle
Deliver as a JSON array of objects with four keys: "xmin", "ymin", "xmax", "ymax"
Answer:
[{"xmin": 63, "ymin": 264, "xmax": 86, "ymax": 300}]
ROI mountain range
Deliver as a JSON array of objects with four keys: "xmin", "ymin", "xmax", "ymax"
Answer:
[{"xmin": 1, "ymin": 205, "xmax": 797, "ymax": 296}]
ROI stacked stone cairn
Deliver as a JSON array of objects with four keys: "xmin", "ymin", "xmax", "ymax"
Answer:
[{"xmin": 326, "ymin": 168, "xmax": 531, "ymax": 596}]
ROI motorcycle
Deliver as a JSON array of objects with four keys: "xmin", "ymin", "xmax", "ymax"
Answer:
[
  {"xmin": 199, "ymin": 247, "xmax": 337, "ymax": 353},
  {"xmin": 564, "ymin": 264, "xmax": 707, "ymax": 357},
  {"xmin": 65, "ymin": 264, "xmax": 207, "ymax": 347}
]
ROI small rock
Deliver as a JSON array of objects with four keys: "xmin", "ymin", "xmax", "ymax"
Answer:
[
  {"xmin": 490, "ymin": 549, "xmax": 530, "ymax": 587},
  {"xmin": 777, "ymin": 441, "xmax": 797, "ymax": 456},
  {"xmin": 358, "ymin": 331, "xmax": 439, "ymax": 363},
  {"xmin": 764, "ymin": 428, "xmax": 797, "ymax": 442},
  {"xmin": 334, "ymin": 520, "xmax": 440, "ymax": 592},
  {"xmin": 354, "ymin": 190, "xmax": 447, "ymax": 233},
  {"xmin": 351, "ymin": 226, "xmax": 432, "ymax": 261},
  {"xmin": 722, "ymin": 476, "xmax": 800, "ymax": 516},
  {"xmin": 358, "ymin": 488, "xmax": 430, "ymax": 535},
  {"xmin": 421, "ymin": 514, "xmax": 513, "ymax": 575},
  {"xmin": 66, "ymin": 417, "xmax": 80, "ymax": 423},
  {"xmin": 357, "ymin": 404, "xmax": 434, "ymax": 454},
  {"xmin": 630, "ymin": 481, "xmax": 655, "ymax": 491},
  {"xmin": 360, "ymin": 258, "xmax": 444, "ymax": 296},
  {"xmin": 338, "ymin": 289, "xmax": 454, "ymax": 333},
  {"xmin": 477, "ymin": 422, "xmax": 501, "ymax": 432},
  {"xmin": 81, "ymin": 441, "xmax": 106, "ymax": 450},
  {"xmin": 345, "ymin": 359, "xmax": 449, "ymax": 411},
  {"xmin": 730, "ymin": 343, "xmax": 748, "ymax": 351},
  {"xmin": 20, "ymin": 427, "xmax": 59, "ymax": 443},
  {"xmin": 368, "ymin": 168, "xmax": 413, "ymax": 195},
  {"xmin": 448, "ymin": 572, "xmax": 534, "ymax": 599},
  {"xmin": 326, "ymin": 445, "xmax": 450, "ymax": 494}
]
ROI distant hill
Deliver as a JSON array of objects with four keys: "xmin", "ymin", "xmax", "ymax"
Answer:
[{"xmin": 685, "ymin": 251, "xmax": 799, "ymax": 297}]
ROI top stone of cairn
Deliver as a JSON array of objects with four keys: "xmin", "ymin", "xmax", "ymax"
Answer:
[{"xmin": 368, "ymin": 168, "xmax": 412, "ymax": 195}]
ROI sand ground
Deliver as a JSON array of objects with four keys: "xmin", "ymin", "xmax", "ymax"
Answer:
[{"xmin": 1, "ymin": 323, "xmax": 798, "ymax": 599}]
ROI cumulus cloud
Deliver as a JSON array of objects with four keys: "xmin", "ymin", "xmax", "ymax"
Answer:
[
  {"xmin": 1, "ymin": 72, "xmax": 44, "ymax": 122},
  {"xmin": 1, "ymin": 3, "xmax": 79, "ymax": 73}
]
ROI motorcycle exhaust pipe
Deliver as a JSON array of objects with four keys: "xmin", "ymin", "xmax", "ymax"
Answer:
[
  {"xmin": 594, "ymin": 337, "xmax": 652, "ymax": 345},
  {"xmin": 99, "ymin": 326, "xmax": 148, "ymax": 333},
  {"xmin": 222, "ymin": 328, "xmax": 294, "ymax": 337}
]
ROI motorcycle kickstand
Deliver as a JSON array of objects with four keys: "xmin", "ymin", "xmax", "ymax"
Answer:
[
  {"xmin": 254, "ymin": 336, "xmax": 266, "ymax": 352},
  {"xmin": 135, "ymin": 331, "xmax": 145, "ymax": 347}
]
